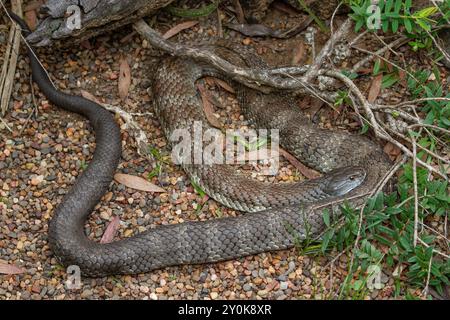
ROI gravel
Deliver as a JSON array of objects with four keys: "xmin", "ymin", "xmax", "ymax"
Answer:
[{"xmin": 0, "ymin": 2, "xmax": 407, "ymax": 301}]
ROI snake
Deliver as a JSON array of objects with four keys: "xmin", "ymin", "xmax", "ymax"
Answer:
[{"xmin": 10, "ymin": 13, "xmax": 392, "ymax": 277}]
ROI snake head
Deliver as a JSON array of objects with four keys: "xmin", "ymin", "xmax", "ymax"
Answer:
[{"xmin": 323, "ymin": 166, "xmax": 367, "ymax": 197}]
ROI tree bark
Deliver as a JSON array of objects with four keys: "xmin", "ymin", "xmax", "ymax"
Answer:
[{"xmin": 27, "ymin": 0, "xmax": 174, "ymax": 46}]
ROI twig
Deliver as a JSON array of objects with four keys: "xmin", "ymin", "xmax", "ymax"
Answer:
[
  {"xmin": 350, "ymin": 36, "xmax": 408, "ymax": 73},
  {"xmin": 384, "ymin": 97, "xmax": 450, "ymax": 109},
  {"xmin": 409, "ymin": 123, "xmax": 450, "ymax": 136},
  {"xmin": 352, "ymin": 45, "xmax": 421, "ymax": 84},
  {"xmin": 425, "ymin": 29, "xmax": 450, "ymax": 66},
  {"xmin": 102, "ymin": 103, "xmax": 153, "ymax": 161},
  {"xmin": 326, "ymin": 70, "xmax": 448, "ymax": 180},
  {"xmin": 232, "ymin": 0, "xmax": 245, "ymax": 24},
  {"xmin": 216, "ymin": 8, "xmax": 223, "ymax": 38},
  {"xmin": 419, "ymin": 239, "xmax": 449, "ymax": 262},
  {"xmin": 419, "ymin": 221, "xmax": 450, "ymax": 245},
  {"xmin": 303, "ymin": 18, "xmax": 352, "ymax": 82},
  {"xmin": 422, "ymin": 252, "xmax": 433, "ymax": 297},
  {"xmin": 0, "ymin": 117, "xmax": 12, "ymax": 132},
  {"xmin": 410, "ymin": 132, "xmax": 419, "ymax": 248},
  {"xmin": 380, "ymin": 121, "xmax": 449, "ymax": 165},
  {"xmin": 329, "ymin": 1, "xmax": 343, "ymax": 37},
  {"xmin": 0, "ymin": 0, "xmax": 22, "ymax": 116},
  {"xmin": 373, "ymin": 154, "xmax": 408, "ymax": 194},
  {"xmin": 371, "ymin": 105, "xmax": 421, "ymax": 124},
  {"xmin": 133, "ymin": 18, "xmax": 320, "ymax": 92},
  {"xmin": 18, "ymin": 76, "xmax": 38, "ymax": 135}
]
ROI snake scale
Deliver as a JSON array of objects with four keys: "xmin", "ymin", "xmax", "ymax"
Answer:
[{"xmin": 10, "ymin": 13, "xmax": 391, "ymax": 277}]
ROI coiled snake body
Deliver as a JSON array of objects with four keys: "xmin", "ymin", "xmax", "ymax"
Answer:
[{"xmin": 11, "ymin": 14, "xmax": 391, "ymax": 277}]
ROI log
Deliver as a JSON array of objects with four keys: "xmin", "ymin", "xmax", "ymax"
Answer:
[{"xmin": 26, "ymin": 0, "xmax": 174, "ymax": 46}]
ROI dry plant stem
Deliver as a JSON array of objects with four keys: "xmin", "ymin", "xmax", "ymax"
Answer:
[
  {"xmin": 101, "ymin": 104, "xmax": 152, "ymax": 162},
  {"xmin": 420, "ymin": 239, "xmax": 450, "ymax": 261},
  {"xmin": 422, "ymin": 253, "xmax": 433, "ymax": 297},
  {"xmin": 352, "ymin": 45, "xmax": 421, "ymax": 84},
  {"xmin": 373, "ymin": 154, "xmax": 408, "ymax": 194},
  {"xmin": 349, "ymin": 29, "xmax": 369, "ymax": 46},
  {"xmin": 411, "ymin": 132, "xmax": 419, "ymax": 248},
  {"xmin": 425, "ymin": 29, "xmax": 450, "ymax": 64},
  {"xmin": 373, "ymin": 32, "xmax": 401, "ymax": 58},
  {"xmin": 324, "ymin": 70, "xmax": 381, "ymax": 131},
  {"xmin": 0, "ymin": 0, "xmax": 22, "ymax": 116},
  {"xmin": 420, "ymin": 222, "xmax": 450, "ymax": 243},
  {"xmin": 387, "ymin": 97, "xmax": 450, "ymax": 109},
  {"xmin": 232, "ymin": 0, "xmax": 245, "ymax": 24},
  {"xmin": 303, "ymin": 18, "xmax": 352, "ymax": 82},
  {"xmin": 380, "ymin": 122, "xmax": 449, "ymax": 165},
  {"xmin": 216, "ymin": 8, "xmax": 223, "ymax": 38},
  {"xmin": 416, "ymin": 223, "xmax": 450, "ymax": 259},
  {"xmin": 329, "ymin": 1, "xmax": 343, "ymax": 36},
  {"xmin": 0, "ymin": 117, "xmax": 12, "ymax": 132},
  {"xmin": 2, "ymin": 3, "xmax": 57, "ymax": 89},
  {"xmin": 18, "ymin": 76, "xmax": 38, "ymax": 135},
  {"xmin": 371, "ymin": 105, "xmax": 421, "ymax": 124},
  {"xmin": 324, "ymin": 70, "xmax": 448, "ymax": 180},
  {"xmin": 133, "ymin": 19, "xmax": 315, "ymax": 91},
  {"xmin": 350, "ymin": 36, "xmax": 408, "ymax": 73},
  {"xmin": 409, "ymin": 123, "xmax": 450, "ymax": 136}
]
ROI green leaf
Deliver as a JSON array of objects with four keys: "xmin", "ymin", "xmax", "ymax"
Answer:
[
  {"xmin": 385, "ymin": 0, "xmax": 394, "ymax": 12},
  {"xmin": 400, "ymin": 236, "xmax": 412, "ymax": 251},
  {"xmin": 382, "ymin": 73, "xmax": 399, "ymax": 89},
  {"xmin": 323, "ymin": 209, "xmax": 331, "ymax": 227},
  {"xmin": 394, "ymin": 0, "xmax": 402, "ymax": 13},
  {"xmin": 373, "ymin": 59, "xmax": 381, "ymax": 75},
  {"xmin": 392, "ymin": 19, "xmax": 399, "ymax": 33},
  {"xmin": 414, "ymin": 6, "xmax": 438, "ymax": 19},
  {"xmin": 321, "ymin": 229, "xmax": 334, "ymax": 253},
  {"xmin": 404, "ymin": 18, "xmax": 413, "ymax": 33},
  {"xmin": 352, "ymin": 279, "xmax": 364, "ymax": 291},
  {"xmin": 405, "ymin": 0, "xmax": 412, "ymax": 13},
  {"xmin": 382, "ymin": 18, "xmax": 389, "ymax": 33},
  {"xmin": 354, "ymin": 18, "xmax": 364, "ymax": 32},
  {"xmin": 191, "ymin": 180, "xmax": 206, "ymax": 197},
  {"xmin": 415, "ymin": 19, "xmax": 431, "ymax": 32}
]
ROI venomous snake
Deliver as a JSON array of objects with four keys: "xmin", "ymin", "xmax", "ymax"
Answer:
[{"xmin": 10, "ymin": 13, "xmax": 391, "ymax": 277}]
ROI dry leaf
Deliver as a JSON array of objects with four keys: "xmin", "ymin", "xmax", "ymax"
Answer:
[
  {"xmin": 100, "ymin": 216, "xmax": 120, "ymax": 244},
  {"xmin": 383, "ymin": 142, "xmax": 401, "ymax": 160},
  {"xmin": 0, "ymin": 261, "xmax": 25, "ymax": 275},
  {"xmin": 24, "ymin": 1, "xmax": 43, "ymax": 12},
  {"xmin": 232, "ymin": 0, "xmax": 245, "ymax": 23},
  {"xmin": 24, "ymin": 9, "xmax": 38, "ymax": 31},
  {"xmin": 81, "ymin": 90, "xmax": 103, "ymax": 105},
  {"xmin": 368, "ymin": 74, "xmax": 383, "ymax": 103},
  {"xmin": 197, "ymin": 83, "xmax": 222, "ymax": 128},
  {"xmin": 291, "ymin": 41, "xmax": 306, "ymax": 65},
  {"xmin": 213, "ymin": 78, "xmax": 235, "ymax": 93},
  {"xmin": 279, "ymin": 148, "xmax": 320, "ymax": 179},
  {"xmin": 114, "ymin": 173, "xmax": 165, "ymax": 193},
  {"xmin": 163, "ymin": 21, "xmax": 199, "ymax": 40},
  {"xmin": 118, "ymin": 57, "xmax": 131, "ymax": 100}
]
